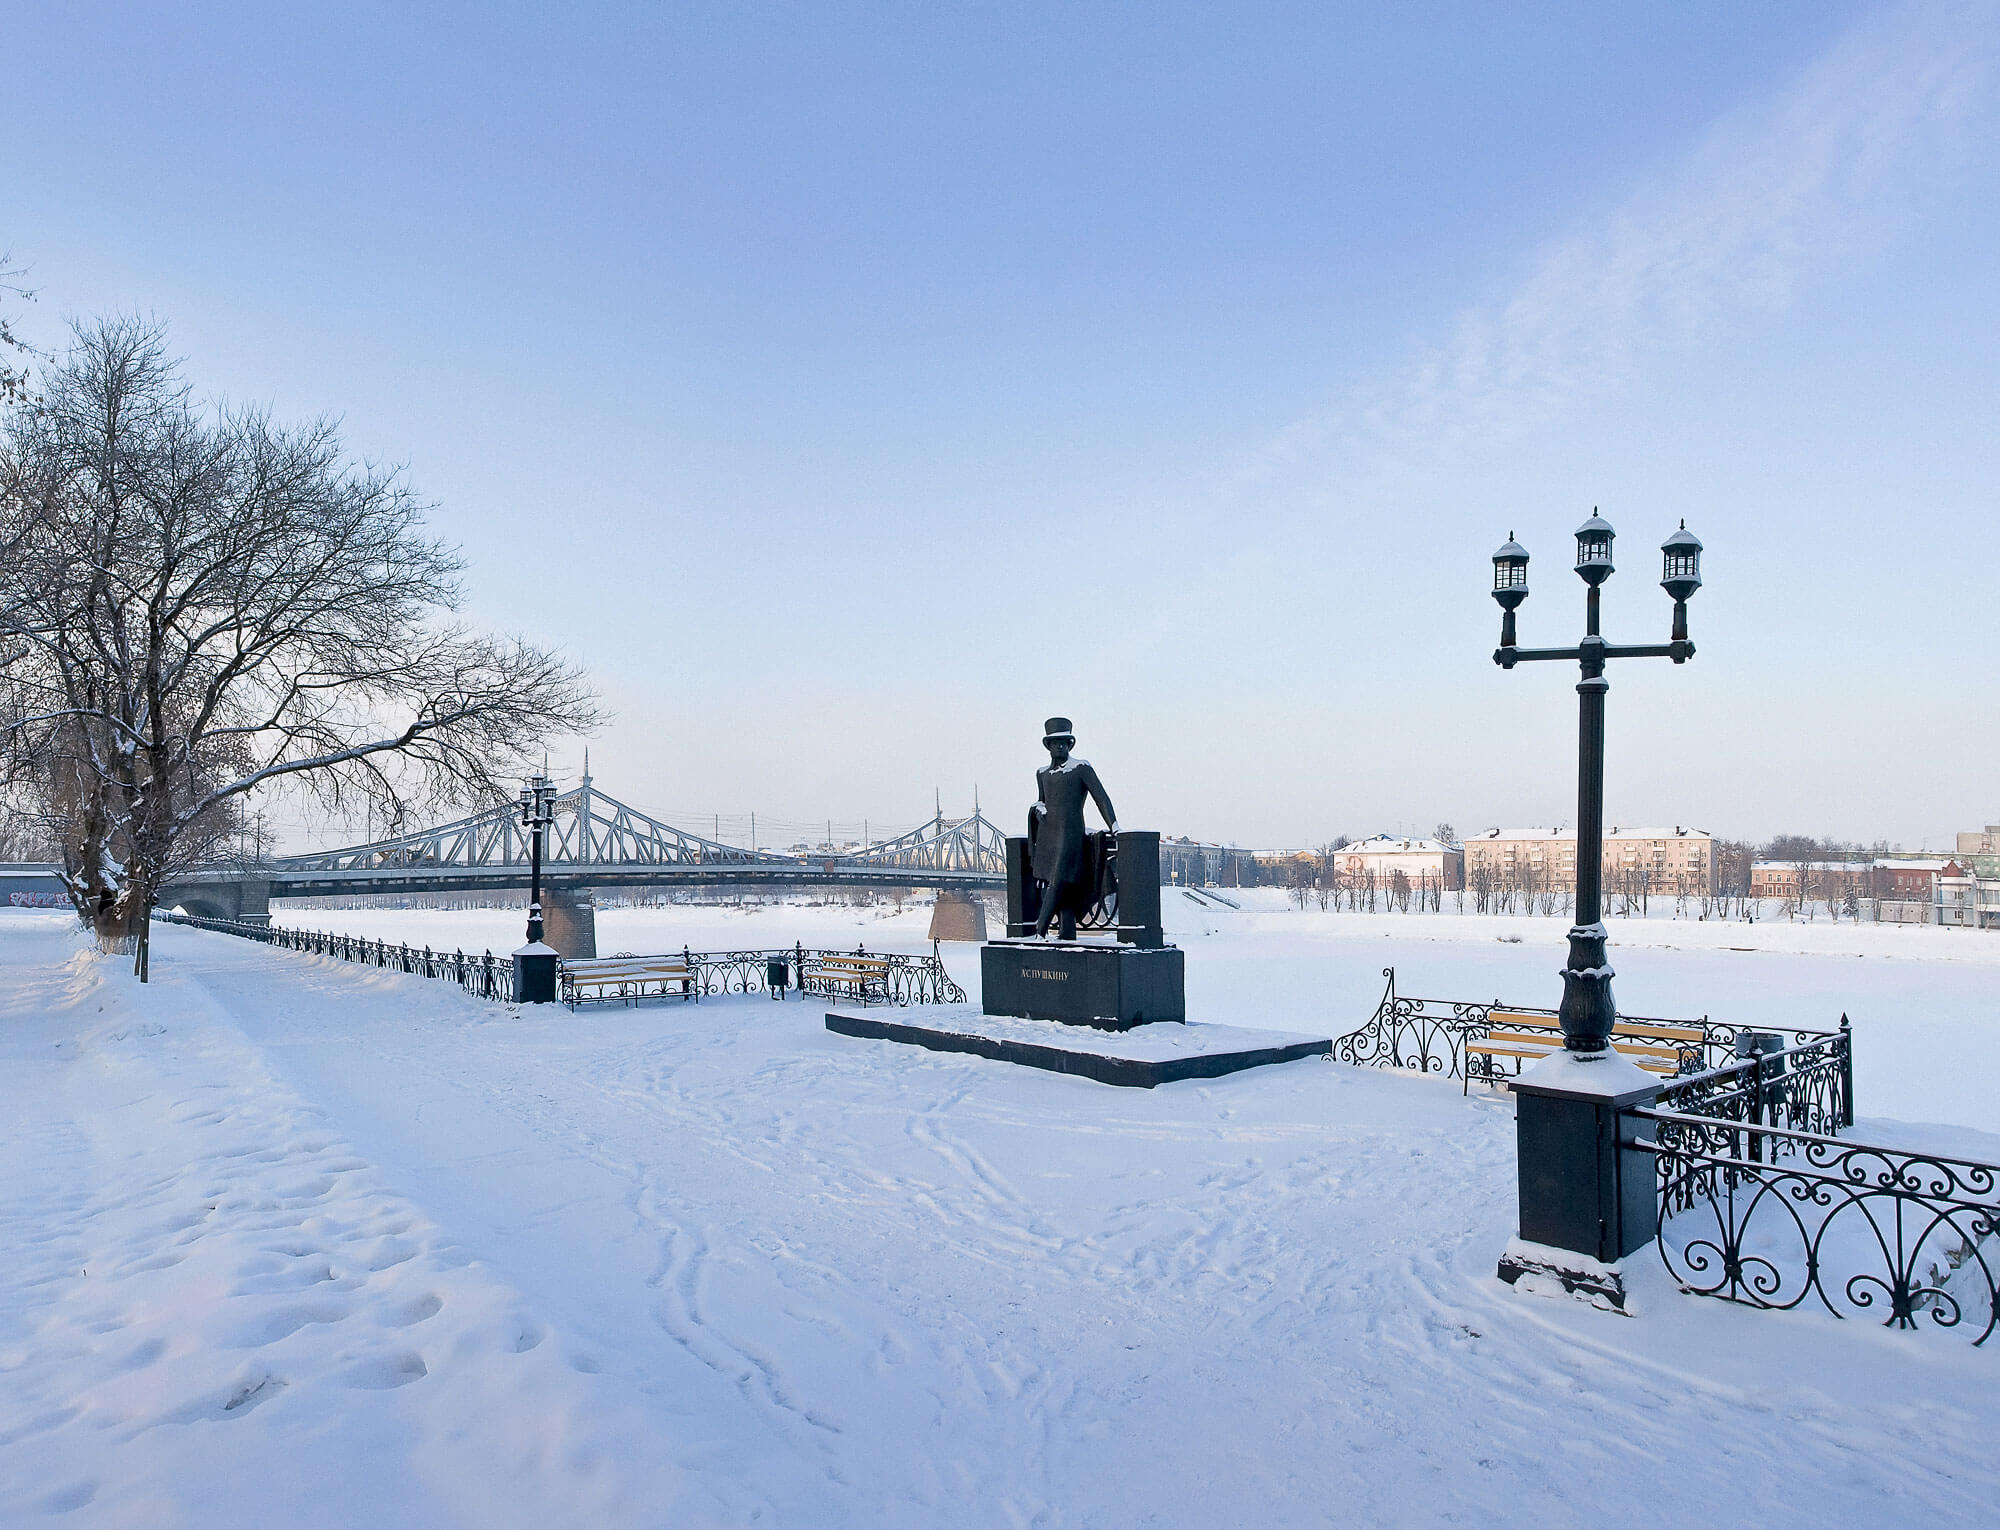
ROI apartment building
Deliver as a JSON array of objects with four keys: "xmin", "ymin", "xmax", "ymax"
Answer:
[
  {"xmin": 1464, "ymin": 826, "xmax": 1714, "ymax": 895},
  {"xmin": 1334, "ymin": 835, "xmax": 1465, "ymax": 891}
]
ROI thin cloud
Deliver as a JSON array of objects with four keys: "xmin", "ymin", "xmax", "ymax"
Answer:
[{"xmin": 1248, "ymin": 0, "xmax": 2000, "ymax": 490}]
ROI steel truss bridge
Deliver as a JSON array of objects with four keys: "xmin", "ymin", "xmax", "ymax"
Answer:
[{"xmin": 162, "ymin": 774, "xmax": 1005, "ymax": 918}]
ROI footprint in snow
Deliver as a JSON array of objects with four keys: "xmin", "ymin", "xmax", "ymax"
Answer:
[
  {"xmin": 381, "ymin": 1292, "xmax": 443, "ymax": 1327},
  {"xmin": 341, "ymin": 1352, "xmax": 428, "ymax": 1389},
  {"xmin": 39, "ymin": 1480, "xmax": 97, "ymax": 1514}
]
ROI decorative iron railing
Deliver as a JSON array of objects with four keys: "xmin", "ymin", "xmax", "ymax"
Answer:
[
  {"xmin": 1332, "ymin": 969, "xmax": 1491, "ymax": 1079},
  {"xmin": 1332, "ymin": 968, "xmax": 1835, "ymax": 1084},
  {"xmin": 155, "ymin": 909, "xmax": 511, "ymax": 1000},
  {"xmin": 612, "ymin": 944, "xmax": 966, "ymax": 1005},
  {"xmin": 1635, "ymin": 1109, "xmax": 2000, "ymax": 1344},
  {"xmin": 1649, "ymin": 1025, "xmax": 1853, "ymax": 1144},
  {"xmin": 153, "ymin": 911, "xmax": 965, "ymax": 1008}
]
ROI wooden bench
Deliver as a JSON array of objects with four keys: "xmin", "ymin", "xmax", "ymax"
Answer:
[
  {"xmin": 561, "ymin": 955, "xmax": 698, "ymax": 1009},
  {"xmin": 807, "ymin": 954, "xmax": 893, "ymax": 1005},
  {"xmin": 1465, "ymin": 1011, "xmax": 1704, "ymax": 1093}
]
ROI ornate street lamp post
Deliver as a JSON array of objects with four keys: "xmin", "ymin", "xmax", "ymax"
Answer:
[
  {"xmin": 1490, "ymin": 512, "xmax": 1703, "ymax": 1307},
  {"xmin": 1490, "ymin": 514, "xmax": 1701, "ymax": 1053},
  {"xmin": 512, "ymin": 773, "xmax": 559, "ymax": 1003}
]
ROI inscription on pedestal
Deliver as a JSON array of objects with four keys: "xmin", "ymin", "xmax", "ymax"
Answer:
[{"xmin": 981, "ymin": 939, "xmax": 1185, "ymax": 1031}]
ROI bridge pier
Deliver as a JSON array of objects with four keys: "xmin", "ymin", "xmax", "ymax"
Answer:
[
  {"xmin": 159, "ymin": 876, "xmax": 271, "ymax": 926},
  {"xmin": 928, "ymin": 889, "xmax": 988, "ymax": 942},
  {"xmin": 541, "ymin": 888, "xmax": 598, "ymax": 960}
]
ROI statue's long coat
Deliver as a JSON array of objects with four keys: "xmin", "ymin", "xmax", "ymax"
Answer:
[{"xmin": 1030, "ymin": 757, "xmax": 1116, "ymax": 892}]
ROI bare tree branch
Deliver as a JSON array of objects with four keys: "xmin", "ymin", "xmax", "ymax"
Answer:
[{"xmin": 0, "ymin": 315, "xmax": 600, "ymax": 969}]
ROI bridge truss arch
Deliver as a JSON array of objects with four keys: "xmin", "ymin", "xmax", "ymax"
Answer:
[{"xmin": 252, "ymin": 775, "xmax": 1005, "ymax": 896}]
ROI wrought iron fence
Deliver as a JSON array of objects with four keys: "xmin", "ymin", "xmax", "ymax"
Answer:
[
  {"xmin": 155, "ymin": 909, "xmax": 510, "ymax": 999},
  {"xmin": 1332, "ymin": 968, "xmax": 1835, "ymax": 1085},
  {"xmin": 153, "ymin": 911, "xmax": 965, "ymax": 1007},
  {"xmin": 623, "ymin": 944, "xmax": 965, "ymax": 1005},
  {"xmin": 1332, "ymin": 969, "xmax": 1491, "ymax": 1079},
  {"xmin": 1635, "ymin": 1108, "xmax": 2000, "ymax": 1344},
  {"xmin": 1649, "ymin": 1026, "xmax": 1853, "ymax": 1144}
]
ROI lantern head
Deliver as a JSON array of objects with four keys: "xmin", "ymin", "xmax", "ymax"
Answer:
[
  {"xmin": 1574, "ymin": 512, "xmax": 1615, "ymax": 585},
  {"xmin": 1660, "ymin": 520, "xmax": 1702, "ymax": 603},
  {"xmin": 1490, "ymin": 533, "xmax": 1530, "ymax": 610}
]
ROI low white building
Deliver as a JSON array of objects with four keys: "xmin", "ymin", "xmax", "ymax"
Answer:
[
  {"xmin": 1937, "ymin": 861, "xmax": 2000, "ymax": 930},
  {"xmin": 1334, "ymin": 835, "xmax": 1464, "ymax": 892}
]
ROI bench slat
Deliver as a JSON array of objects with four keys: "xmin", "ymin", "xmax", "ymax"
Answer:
[
  {"xmin": 1488, "ymin": 1012, "xmax": 1702, "ymax": 1042},
  {"xmin": 1470, "ymin": 1039, "xmax": 1682, "ymax": 1065},
  {"xmin": 1478, "ymin": 1032, "xmax": 1687, "ymax": 1056},
  {"xmin": 1607, "ymin": 1021, "xmax": 1705, "ymax": 1042}
]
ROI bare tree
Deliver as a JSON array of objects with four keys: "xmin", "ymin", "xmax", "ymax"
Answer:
[
  {"xmin": 0, "ymin": 252, "xmax": 33, "ymax": 409},
  {"xmin": 1469, "ymin": 859, "xmax": 1492, "ymax": 915},
  {"xmin": 1287, "ymin": 855, "xmax": 1315, "ymax": 909},
  {"xmin": 0, "ymin": 317, "xmax": 598, "ymax": 974}
]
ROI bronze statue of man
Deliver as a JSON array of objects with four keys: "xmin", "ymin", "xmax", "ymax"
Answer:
[{"xmin": 1029, "ymin": 717, "xmax": 1118, "ymax": 939}]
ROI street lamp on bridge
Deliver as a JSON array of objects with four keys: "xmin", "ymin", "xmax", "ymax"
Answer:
[
  {"xmin": 1490, "ymin": 512, "xmax": 1704, "ymax": 1306},
  {"xmin": 512, "ymin": 773, "xmax": 559, "ymax": 1004}
]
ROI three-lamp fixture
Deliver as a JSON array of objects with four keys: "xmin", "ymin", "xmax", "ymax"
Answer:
[{"xmin": 1490, "ymin": 514, "xmax": 1702, "ymax": 661}]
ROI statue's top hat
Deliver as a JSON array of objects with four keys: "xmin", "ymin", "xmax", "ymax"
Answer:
[{"xmin": 1042, "ymin": 717, "xmax": 1075, "ymax": 743}]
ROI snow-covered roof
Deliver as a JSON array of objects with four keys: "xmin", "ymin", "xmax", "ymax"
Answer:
[{"xmin": 1338, "ymin": 835, "xmax": 1459, "ymax": 855}]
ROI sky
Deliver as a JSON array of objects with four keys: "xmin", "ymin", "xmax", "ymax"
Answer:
[{"xmin": 5, "ymin": 1, "xmax": 1997, "ymax": 852}]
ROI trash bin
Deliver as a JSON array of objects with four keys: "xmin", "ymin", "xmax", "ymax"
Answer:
[
  {"xmin": 1734, "ymin": 1029, "xmax": 1787, "ymax": 1109},
  {"xmin": 1734, "ymin": 1029, "xmax": 1785, "ymax": 1061},
  {"xmin": 766, "ymin": 956, "xmax": 790, "ymax": 999}
]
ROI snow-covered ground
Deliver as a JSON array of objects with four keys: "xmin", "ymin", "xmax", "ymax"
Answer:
[
  {"xmin": 285, "ymin": 889, "xmax": 2000, "ymax": 1133},
  {"xmin": 4, "ymin": 900, "xmax": 1999, "ymax": 1528}
]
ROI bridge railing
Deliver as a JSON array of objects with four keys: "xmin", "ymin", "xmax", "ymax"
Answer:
[{"xmin": 152, "ymin": 911, "xmax": 966, "ymax": 1007}]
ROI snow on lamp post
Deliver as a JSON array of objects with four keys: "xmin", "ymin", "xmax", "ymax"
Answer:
[
  {"xmin": 512, "ymin": 774, "xmax": 559, "ymax": 1004},
  {"xmin": 1490, "ymin": 510, "xmax": 1703, "ymax": 1309}
]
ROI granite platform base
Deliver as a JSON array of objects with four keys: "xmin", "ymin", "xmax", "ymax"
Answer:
[
  {"xmin": 825, "ymin": 1004, "xmax": 1331, "ymax": 1088},
  {"xmin": 979, "ymin": 938, "xmax": 1184, "ymax": 1030}
]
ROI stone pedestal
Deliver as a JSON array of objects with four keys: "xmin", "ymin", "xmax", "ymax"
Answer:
[
  {"xmin": 827, "ymin": 1004, "xmax": 1328, "ymax": 1088},
  {"xmin": 512, "ymin": 941, "xmax": 559, "ymax": 1004},
  {"xmin": 541, "ymin": 888, "xmax": 597, "ymax": 959},
  {"xmin": 928, "ymin": 889, "xmax": 989, "ymax": 943},
  {"xmin": 1497, "ymin": 1049, "xmax": 1662, "ymax": 1310},
  {"xmin": 980, "ymin": 939, "xmax": 1185, "ymax": 1030}
]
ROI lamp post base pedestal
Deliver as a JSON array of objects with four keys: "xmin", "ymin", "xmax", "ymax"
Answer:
[
  {"xmin": 1503, "ymin": 1047, "xmax": 1661, "ymax": 1311},
  {"xmin": 1498, "ymin": 1238, "xmax": 1635, "ymax": 1313},
  {"xmin": 512, "ymin": 941, "xmax": 559, "ymax": 1004}
]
